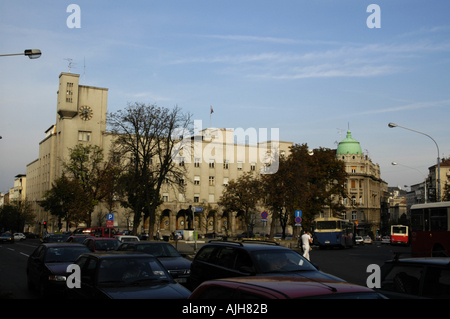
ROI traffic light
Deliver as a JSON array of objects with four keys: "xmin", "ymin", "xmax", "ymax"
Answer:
[{"xmin": 43, "ymin": 221, "xmax": 47, "ymax": 229}]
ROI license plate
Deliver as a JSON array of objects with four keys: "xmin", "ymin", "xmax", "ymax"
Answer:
[{"xmin": 325, "ymin": 241, "xmax": 330, "ymax": 244}]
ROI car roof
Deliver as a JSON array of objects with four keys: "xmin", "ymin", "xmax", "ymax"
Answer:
[
  {"xmin": 387, "ymin": 257, "xmax": 450, "ymax": 266},
  {"xmin": 204, "ymin": 240, "xmax": 288, "ymax": 252},
  {"xmin": 40, "ymin": 242, "xmax": 87, "ymax": 248},
  {"xmin": 197, "ymin": 276, "xmax": 375, "ymax": 299},
  {"xmin": 80, "ymin": 251, "xmax": 156, "ymax": 259},
  {"xmin": 122, "ymin": 241, "xmax": 170, "ymax": 245},
  {"xmin": 86, "ymin": 237, "xmax": 119, "ymax": 240}
]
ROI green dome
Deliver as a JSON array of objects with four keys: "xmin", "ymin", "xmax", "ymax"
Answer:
[{"xmin": 336, "ymin": 130, "xmax": 362, "ymax": 155}]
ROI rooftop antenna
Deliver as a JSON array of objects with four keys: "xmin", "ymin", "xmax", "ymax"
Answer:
[
  {"xmin": 64, "ymin": 58, "xmax": 76, "ymax": 73},
  {"xmin": 337, "ymin": 128, "xmax": 345, "ymax": 140}
]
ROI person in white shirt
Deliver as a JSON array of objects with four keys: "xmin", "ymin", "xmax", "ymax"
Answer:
[{"xmin": 301, "ymin": 231, "xmax": 313, "ymax": 261}]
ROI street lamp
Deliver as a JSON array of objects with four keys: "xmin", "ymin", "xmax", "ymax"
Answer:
[
  {"xmin": 392, "ymin": 162, "xmax": 427, "ymax": 203},
  {"xmin": 388, "ymin": 122, "xmax": 440, "ymax": 201},
  {"xmin": 0, "ymin": 49, "xmax": 42, "ymax": 59}
]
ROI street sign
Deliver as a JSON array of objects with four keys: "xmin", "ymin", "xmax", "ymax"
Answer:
[
  {"xmin": 192, "ymin": 206, "xmax": 203, "ymax": 213},
  {"xmin": 295, "ymin": 210, "xmax": 302, "ymax": 218},
  {"xmin": 106, "ymin": 220, "xmax": 114, "ymax": 228},
  {"xmin": 107, "ymin": 213, "xmax": 114, "ymax": 221},
  {"xmin": 261, "ymin": 211, "xmax": 268, "ymax": 221}
]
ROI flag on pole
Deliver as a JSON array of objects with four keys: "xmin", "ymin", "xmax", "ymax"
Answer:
[{"xmin": 210, "ymin": 106, "xmax": 214, "ymax": 114}]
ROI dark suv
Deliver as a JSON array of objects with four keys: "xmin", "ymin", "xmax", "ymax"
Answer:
[{"xmin": 188, "ymin": 240, "xmax": 344, "ymax": 290}]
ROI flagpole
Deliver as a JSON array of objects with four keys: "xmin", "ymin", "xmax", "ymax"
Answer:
[{"xmin": 210, "ymin": 106, "xmax": 213, "ymax": 128}]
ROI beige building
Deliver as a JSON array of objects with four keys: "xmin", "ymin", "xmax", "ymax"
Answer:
[
  {"xmin": 10, "ymin": 174, "xmax": 27, "ymax": 202},
  {"xmin": 319, "ymin": 130, "xmax": 388, "ymax": 237}
]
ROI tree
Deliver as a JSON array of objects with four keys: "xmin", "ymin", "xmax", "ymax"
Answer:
[
  {"xmin": 108, "ymin": 102, "xmax": 193, "ymax": 238},
  {"xmin": 260, "ymin": 144, "xmax": 348, "ymax": 237},
  {"xmin": 0, "ymin": 200, "xmax": 35, "ymax": 233},
  {"xmin": 62, "ymin": 144, "xmax": 118, "ymax": 227},
  {"xmin": 218, "ymin": 171, "xmax": 261, "ymax": 237},
  {"xmin": 39, "ymin": 173, "xmax": 86, "ymax": 230}
]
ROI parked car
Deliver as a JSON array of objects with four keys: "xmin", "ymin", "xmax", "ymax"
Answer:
[
  {"xmin": 26, "ymin": 243, "xmax": 90, "ymax": 298},
  {"xmin": 42, "ymin": 233, "xmax": 69, "ymax": 243},
  {"xmin": 0, "ymin": 232, "xmax": 14, "ymax": 244},
  {"xmin": 66, "ymin": 235, "xmax": 91, "ymax": 244},
  {"xmin": 114, "ymin": 235, "xmax": 140, "ymax": 243},
  {"xmin": 355, "ymin": 236, "xmax": 364, "ymax": 245},
  {"xmin": 72, "ymin": 227, "xmax": 120, "ymax": 238},
  {"xmin": 82, "ymin": 237, "xmax": 120, "ymax": 252},
  {"xmin": 189, "ymin": 276, "xmax": 387, "ymax": 299},
  {"xmin": 363, "ymin": 236, "xmax": 373, "ymax": 244},
  {"xmin": 14, "ymin": 233, "xmax": 26, "ymax": 241},
  {"xmin": 375, "ymin": 255, "xmax": 450, "ymax": 299},
  {"xmin": 381, "ymin": 236, "xmax": 391, "ymax": 244},
  {"xmin": 188, "ymin": 240, "xmax": 344, "ymax": 290},
  {"xmin": 235, "ymin": 231, "xmax": 255, "ymax": 239},
  {"xmin": 66, "ymin": 251, "xmax": 191, "ymax": 299},
  {"xmin": 116, "ymin": 241, "xmax": 191, "ymax": 285}
]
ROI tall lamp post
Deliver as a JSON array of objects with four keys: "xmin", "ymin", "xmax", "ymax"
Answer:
[
  {"xmin": 392, "ymin": 162, "xmax": 427, "ymax": 203},
  {"xmin": 0, "ymin": 49, "xmax": 42, "ymax": 59},
  {"xmin": 388, "ymin": 123, "xmax": 440, "ymax": 202}
]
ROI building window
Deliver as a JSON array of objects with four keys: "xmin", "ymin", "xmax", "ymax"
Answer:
[
  {"xmin": 223, "ymin": 160, "xmax": 229, "ymax": 169},
  {"xmin": 194, "ymin": 195, "xmax": 199, "ymax": 203},
  {"xmin": 209, "ymin": 194, "xmax": 215, "ymax": 203},
  {"xmin": 163, "ymin": 193, "xmax": 169, "ymax": 202},
  {"xmin": 78, "ymin": 131, "xmax": 91, "ymax": 142},
  {"xmin": 209, "ymin": 160, "xmax": 215, "ymax": 168},
  {"xmin": 194, "ymin": 176, "xmax": 200, "ymax": 185},
  {"xmin": 194, "ymin": 158, "xmax": 200, "ymax": 168},
  {"xmin": 223, "ymin": 177, "xmax": 229, "ymax": 186},
  {"xmin": 250, "ymin": 163, "xmax": 256, "ymax": 171},
  {"xmin": 209, "ymin": 176, "xmax": 215, "ymax": 186},
  {"xmin": 352, "ymin": 211, "xmax": 357, "ymax": 220},
  {"xmin": 351, "ymin": 166, "xmax": 356, "ymax": 173}
]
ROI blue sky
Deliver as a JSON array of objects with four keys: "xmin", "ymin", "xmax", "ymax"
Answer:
[{"xmin": 1, "ymin": 0, "xmax": 449, "ymax": 193}]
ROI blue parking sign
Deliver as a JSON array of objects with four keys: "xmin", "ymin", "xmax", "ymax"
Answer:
[{"xmin": 107, "ymin": 213, "xmax": 114, "ymax": 221}]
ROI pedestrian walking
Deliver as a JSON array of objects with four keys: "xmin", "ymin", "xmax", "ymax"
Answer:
[{"xmin": 301, "ymin": 230, "xmax": 313, "ymax": 261}]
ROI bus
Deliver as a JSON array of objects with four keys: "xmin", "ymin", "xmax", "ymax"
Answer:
[
  {"xmin": 410, "ymin": 201, "xmax": 450, "ymax": 257},
  {"xmin": 390, "ymin": 225, "xmax": 409, "ymax": 245},
  {"xmin": 313, "ymin": 218, "xmax": 355, "ymax": 249}
]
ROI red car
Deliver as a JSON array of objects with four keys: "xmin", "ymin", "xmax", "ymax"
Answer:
[
  {"xmin": 82, "ymin": 237, "xmax": 120, "ymax": 252},
  {"xmin": 189, "ymin": 276, "xmax": 387, "ymax": 299}
]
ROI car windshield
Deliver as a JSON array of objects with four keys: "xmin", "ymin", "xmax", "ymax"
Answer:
[
  {"xmin": 47, "ymin": 235, "xmax": 69, "ymax": 242},
  {"xmin": 98, "ymin": 257, "xmax": 171, "ymax": 286},
  {"xmin": 95, "ymin": 240, "xmax": 120, "ymax": 251},
  {"xmin": 136, "ymin": 243, "xmax": 181, "ymax": 257},
  {"xmin": 253, "ymin": 250, "xmax": 316, "ymax": 273},
  {"xmin": 45, "ymin": 246, "xmax": 89, "ymax": 262}
]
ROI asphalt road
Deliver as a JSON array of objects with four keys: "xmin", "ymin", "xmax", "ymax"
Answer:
[{"xmin": 0, "ymin": 239, "xmax": 410, "ymax": 299}]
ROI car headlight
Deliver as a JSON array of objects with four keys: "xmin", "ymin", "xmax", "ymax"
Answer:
[{"xmin": 49, "ymin": 275, "xmax": 67, "ymax": 282}]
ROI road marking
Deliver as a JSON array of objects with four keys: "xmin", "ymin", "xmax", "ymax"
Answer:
[
  {"xmin": 20, "ymin": 252, "xmax": 29, "ymax": 257},
  {"xmin": 7, "ymin": 248, "xmax": 14, "ymax": 251}
]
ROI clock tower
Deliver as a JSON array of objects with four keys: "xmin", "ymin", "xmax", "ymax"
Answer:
[{"xmin": 54, "ymin": 72, "xmax": 109, "ymax": 176}]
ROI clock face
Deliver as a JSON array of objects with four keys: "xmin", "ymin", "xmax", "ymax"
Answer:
[{"xmin": 79, "ymin": 106, "xmax": 93, "ymax": 121}]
